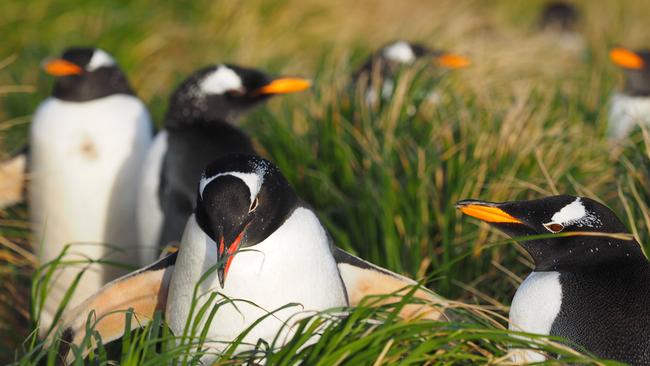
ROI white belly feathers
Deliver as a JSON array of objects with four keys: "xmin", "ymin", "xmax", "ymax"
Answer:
[{"xmin": 30, "ymin": 95, "xmax": 152, "ymax": 331}]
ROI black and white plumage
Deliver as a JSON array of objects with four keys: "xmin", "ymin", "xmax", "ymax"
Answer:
[
  {"xmin": 457, "ymin": 195, "xmax": 650, "ymax": 364},
  {"xmin": 353, "ymin": 40, "xmax": 470, "ymax": 105},
  {"xmin": 137, "ymin": 64, "xmax": 311, "ymax": 263},
  {"xmin": 29, "ymin": 47, "xmax": 152, "ymax": 334},
  {"xmin": 608, "ymin": 47, "xmax": 650, "ymax": 139},
  {"xmin": 54, "ymin": 155, "xmax": 443, "ymax": 363}
]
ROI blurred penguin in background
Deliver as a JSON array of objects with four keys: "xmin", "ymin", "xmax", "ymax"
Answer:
[
  {"xmin": 538, "ymin": 1, "xmax": 584, "ymax": 51},
  {"xmin": 29, "ymin": 47, "xmax": 152, "ymax": 334},
  {"xmin": 608, "ymin": 47, "xmax": 650, "ymax": 140},
  {"xmin": 353, "ymin": 40, "xmax": 470, "ymax": 107}
]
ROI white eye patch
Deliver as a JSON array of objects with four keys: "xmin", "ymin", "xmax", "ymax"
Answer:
[
  {"xmin": 87, "ymin": 49, "xmax": 116, "ymax": 71},
  {"xmin": 544, "ymin": 198, "xmax": 602, "ymax": 229},
  {"xmin": 199, "ymin": 65, "xmax": 244, "ymax": 95},
  {"xmin": 382, "ymin": 41, "xmax": 416, "ymax": 64},
  {"xmin": 199, "ymin": 171, "xmax": 262, "ymax": 204}
]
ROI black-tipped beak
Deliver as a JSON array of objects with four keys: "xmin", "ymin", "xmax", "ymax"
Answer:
[
  {"xmin": 456, "ymin": 199, "xmax": 523, "ymax": 224},
  {"xmin": 216, "ymin": 230, "xmax": 245, "ymax": 288}
]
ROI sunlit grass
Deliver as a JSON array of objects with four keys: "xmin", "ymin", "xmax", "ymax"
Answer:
[{"xmin": 3, "ymin": 0, "xmax": 650, "ymax": 364}]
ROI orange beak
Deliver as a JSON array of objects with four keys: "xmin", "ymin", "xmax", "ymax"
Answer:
[
  {"xmin": 609, "ymin": 48, "xmax": 645, "ymax": 70},
  {"xmin": 252, "ymin": 77, "xmax": 311, "ymax": 96},
  {"xmin": 457, "ymin": 203, "xmax": 522, "ymax": 224},
  {"xmin": 43, "ymin": 59, "xmax": 83, "ymax": 76},
  {"xmin": 436, "ymin": 53, "xmax": 471, "ymax": 69},
  {"xmin": 217, "ymin": 230, "xmax": 245, "ymax": 288}
]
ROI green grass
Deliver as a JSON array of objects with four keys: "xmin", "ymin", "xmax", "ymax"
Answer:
[{"xmin": 3, "ymin": 0, "xmax": 650, "ymax": 364}]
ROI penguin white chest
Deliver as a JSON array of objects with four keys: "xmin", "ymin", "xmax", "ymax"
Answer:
[
  {"xmin": 509, "ymin": 271, "xmax": 562, "ymax": 334},
  {"xmin": 30, "ymin": 95, "xmax": 152, "ymax": 243},
  {"xmin": 608, "ymin": 93, "xmax": 650, "ymax": 139},
  {"xmin": 167, "ymin": 208, "xmax": 347, "ymax": 353},
  {"xmin": 509, "ymin": 271, "xmax": 562, "ymax": 362}
]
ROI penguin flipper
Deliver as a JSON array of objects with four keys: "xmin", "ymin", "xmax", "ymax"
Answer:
[
  {"xmin": 333, "ymin": 247, "xmax": 446, "ymax": 320},
  {"xmin": 50, "ymin": 252, "xmax": 177, "ymax": 361},
  {"xmin": 0, "ymin": 151, "xmax": 27, "ymax": 209}
]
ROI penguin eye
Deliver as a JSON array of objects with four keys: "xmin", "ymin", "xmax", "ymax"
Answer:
[
  {"xmin": 249, "ymin": 197, "xmax": 259, "ymax": 212},
  {"xmin": 544, "ymin": 222, "xmax": 564, "ymax": 233}
]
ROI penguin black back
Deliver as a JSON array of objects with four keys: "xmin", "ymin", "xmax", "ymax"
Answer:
[{"xmin": 46, "ymin": 47, "xmax": 134, "ymax": 102}]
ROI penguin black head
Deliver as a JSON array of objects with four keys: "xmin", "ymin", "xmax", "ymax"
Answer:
[
  {"xmin": 539, "ymin": 2, "xmax": 580, "ymax": 33},
  {"xmin": 457, "ymin": 195, "xmax": 646, "ymax": 271},
  {"xmin": 610, "ymin": 47, "xmax": 650, "ymax": 96},
  {"xmin": 43, "ymin": 47, "xmax": 134, "ymax": 102},
  {"xmin": 194, "ymin": 154, "xmax": 298, "ymax": 286},
  {"xmin": 165, "ymin": 64, "xmax": 311, "ymax": 127}
]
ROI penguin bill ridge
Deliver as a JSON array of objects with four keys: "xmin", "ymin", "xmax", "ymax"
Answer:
[
  {"xmin": 457, "ymin": 195, "xmax": 650, "ymax": 364},
  {"xmin": 54, "ymin": 155, "xmax": 444, "ymax": 362}
]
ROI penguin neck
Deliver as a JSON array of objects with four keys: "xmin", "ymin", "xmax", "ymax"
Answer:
[
  {"xmin": 52, "ymin": 69, "xmax": 134, "ymax": 102},
  {"xmin": 527, "ymin": 238, "xmax": 649, "ymax": 272},
  {"xmin": 623, "ymin": 72, "xmax": 650, "ymax": 97}
]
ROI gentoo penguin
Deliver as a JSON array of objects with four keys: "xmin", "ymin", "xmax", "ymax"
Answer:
[
  {"xmin": 137, "ymin": 64, "xmax": 311, "ymax": 264},
  {"xmin": 538, "ymin": 2, "xmax": 584, "ymax": 51},
  {"xmin": 30, "ymin": 47, "xmax": 152, "ymax": 334},
  {"xmin": 353, "ymin": 40, "xmax": 470, "ymax": 106},
  {"xmin": 53, "ymin": 155, "xmax": 443, "ymax": 362},
  {"xmin": 608, "ymin": 47, "xmax": 650, "ymax": 139},
  {"xmin": 539, "ymin": 2, "xmax": 580, "ymax": 33},
  {"xmin": 457, "ymin": 195, "xmax": 650, "ymax": 364}
]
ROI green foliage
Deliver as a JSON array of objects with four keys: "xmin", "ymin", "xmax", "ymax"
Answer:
[{"xmin": 3, "ymin": 0, "xmax": 650, "ymax": 364}]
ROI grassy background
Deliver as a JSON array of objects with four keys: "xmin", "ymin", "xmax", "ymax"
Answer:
[{"xmin": 2, "ymin": 0, "xmax": 650, "ymax": 364}]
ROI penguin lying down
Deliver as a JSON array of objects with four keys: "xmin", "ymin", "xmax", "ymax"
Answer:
[
  {"xmin": 457, "ymin": 195, "xmax": 650, "ymax": 365},
  {"xmin": 52, "ymin": 155, "xmax": 444, "ymax": 363}
]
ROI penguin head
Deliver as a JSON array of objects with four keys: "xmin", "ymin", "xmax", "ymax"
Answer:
[
  {"xmin": 610, "ymin": 47, "xmax": 650, "ymax": 96},
  {"xmin": 374, "ymin": 40, "xmax": 471, "ymax": 70},
  {"xmin": 166, "ymin": 64, "xmax": 311, "ymax": 126},
  {"xmin": 539, "ymin": 1, "xmax": 580, "ymax": 32},
  {"xmin": 194, "ymin": 154, "xmax": 298, "ymax": 286},
  {"xmin": 457, "ymin": 195, "xmax": 644, "ymax": 271},
  {"xmin": 43, "ymin": 47, "xmax": 134, "ymax": 101}
]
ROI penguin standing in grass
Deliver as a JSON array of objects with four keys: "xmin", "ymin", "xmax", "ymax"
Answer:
[
  {"xmin": 457, "ymin": 195, "xmax": 650, "ymax": 364},
  {"xmin": 608, "ymin": 47, "xmax": 650, "ymax": 139},
  {"xmin": 353, "ymin": 40, "xmax": 470, "ymax": 106},
  {"xmin": 54, "ymin": 155, "xmax": 443, "ymax": 363},
  {"xmin": 29, "ymin": 47, "xmax": 152, "ymax": 334},
  {"xmin": 137, "ymin": 64, "xmax": 311, "ymax": 264}
]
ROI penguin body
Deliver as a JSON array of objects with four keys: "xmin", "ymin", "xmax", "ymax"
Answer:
[
  {"xmin": 608, "ymin": 48, "xmax": 650, "ymax": 139},
  {"xmin": 168, "ymin": 209, "xmax": 346, "ymax": 354},
  {"xmin": 137, "ymin": 65, "xmax": 310, "ymax": 263},
  {"xmin": 30, "ymin": 47, "xmax": 152, "ymax": 333},
  {"xmin": 55, "ymin": 155, "xmax": 442, "ymax": 363},
  {"xmin": 458, "ymin": 195, "xmax": 650, "ymax": 364}
]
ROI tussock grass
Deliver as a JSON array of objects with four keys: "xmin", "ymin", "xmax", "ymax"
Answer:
[{"xmin": 2, "ymin": 0, "xmax": 650, "ymax": 364}]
